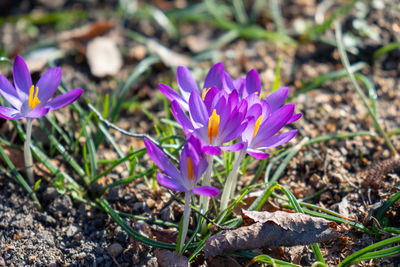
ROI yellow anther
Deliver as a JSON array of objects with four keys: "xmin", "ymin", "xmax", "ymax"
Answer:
[
  {"xmin": 187, "ymin": 156, "xmax": 194, "ymax": 181},
  {"xmin": 28, "ymin": 85, "xmax": 40, "ymax": 109},
  {"xmin": 253, "ymin": 116, "xmax": 263, "ymax": 138},
  {"xmin": 255, "ymin": 92, "xmax": 262, "ymax": 99},
  {"xmin": 207, "ymin": 109, "xmax": 220, "ymax": 144},
  {"xmin": 202, "ymin": 88, "xmax": 211, "ymax": 101}
]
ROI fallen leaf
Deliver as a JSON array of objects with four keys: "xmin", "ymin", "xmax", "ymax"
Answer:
[
  {"xmin": 57, "ymin": 21, "xmax": 115, "ymax": 42},
  {"xmin": 86, "ymin": 36, "xmax": 122, "ymax": 77},
  {"xmin": 1, "ymin": 146, "xmax": 25, "ymax": 170},
  {"xmin": 155, "ymin": 249, "xmax": 189, "ymax": 267},
  {"xmin": 152, "ymin": 227, "xmax": 178, "ymax": 244},
  {"xmin": 204, "ymin": 210, "xmax": 338, "ymax": 258}
]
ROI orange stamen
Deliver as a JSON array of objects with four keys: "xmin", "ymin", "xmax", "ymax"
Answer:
[
  {"xmin": 253, "ymin": 116, "xmax": 263, "ymax": 138},
  {"xmin": 28, "ymin": 85, "xmax": 40, "ymax": 109},
  {"xmin": 207, "ymin": 109, "xmax": 220, "ymax": 144},
  {"xmin": 187, "ymin": 156, "xmax": 194, "ymax": 181},
  {"xmin": 202, "ymin": 88, "xmax": 212, "ymax": 100}
]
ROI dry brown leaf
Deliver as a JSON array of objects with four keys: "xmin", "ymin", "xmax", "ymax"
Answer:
[
  {"xmin": 155, "ymin": 249, "xmax": 189, "ymax": 267},
  {"xmin": 204, "ymin": 210, "xmax": 338, "ymax": 258},
  {"xmin": 57, "ymin": 21, "xmax": 115, "ymax": 42},
  {"xmin": 152, "ymin": 227, "xmax": 178, "ymax": 244}
]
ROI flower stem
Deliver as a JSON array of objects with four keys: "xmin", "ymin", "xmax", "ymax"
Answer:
[
  {"xmin": 179, "ymin": 191, "xmax": 192, "ymax": 253},
  {"xmin": 199, "ymin": 154, "xmax": 213, "ymax": 233},
  {"xmin": 220, "ymin": 149, "xmax": 246, "ymax": 211},
  {"xmin": 24, "ymin": 118, "xmax": 34, "ymax": 184}
]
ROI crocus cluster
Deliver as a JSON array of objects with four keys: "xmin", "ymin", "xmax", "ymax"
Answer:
[
  {"xmin": 146, "ymin": 62, "xmax": 300, "ymax": 251},
  {"xmin": 0, "ymin": 55, "xmax": 83, "ymax": 184}
]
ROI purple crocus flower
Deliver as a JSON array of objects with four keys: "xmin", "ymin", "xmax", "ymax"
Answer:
[
  {"xmin": 241, "ymin": 104, "xmax": 299, "ymax": 159},
  {"xmin": 0, "ymin": 55, "xmax": 83, "ymax": 120},
  {"xmin": 239, "ymin": 87, "xmax": 302, "ymax": 159},
  {"xmin": 144, "ymin": 136, "xmax": 219, "ymax": 196},
  {"xmin": 171, "ymin": 89, "xmax": 247, "ymax": 155}
]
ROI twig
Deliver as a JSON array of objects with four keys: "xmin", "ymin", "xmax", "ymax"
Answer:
[{"xmin": 88, "ymin": 103, "xmax": 178, "ymax": 163}]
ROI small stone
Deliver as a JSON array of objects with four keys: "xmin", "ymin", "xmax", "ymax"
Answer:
[
  {"xmin": 66, "ymin": 224, "xmax": 81, "ymax": 238},
  {"xmin": 107, "ymin": 243, "xmax": 123, "ymax": 258},
  {"xmin": 42, "ymin": 187, "xmax": 59, "ymax": 202},
  {"xmin": 146, "ymin": 199, "xmax": 155, "ymax": 208},
  {"xmin": 0, "ymin": 256, "xmax": 5, "ymax": 267},
  {"xmin": 37, "ymin": 213, "xmax": 56, "ymax": 226},
  {"xmin": 132, "ymin": 202, "xmax": 145, "ymax": 213},
  {"xmin": 48, "ymin": 194, "xmax": 73, "ymax": 216}
]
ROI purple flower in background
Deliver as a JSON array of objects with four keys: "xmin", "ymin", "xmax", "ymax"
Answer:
[
  {"xmin": 171, "ymin": 89, "xmax": 247, "ymax": 155},
  {"xmin": 0, "ymin": 55, "xmax": 83, "ymax": 120},
  {"xmin": 144, "ymin": 136, "xmax": 219, "ymax": 196}
]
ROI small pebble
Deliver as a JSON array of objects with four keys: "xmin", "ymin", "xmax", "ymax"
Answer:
[
  {"xmin": 107, "ymin": 243, "xmax": 123, "ymax": 258},
  {"xmin": 66, "ymin": 225, "xmax": 81, "ymax": 238}
]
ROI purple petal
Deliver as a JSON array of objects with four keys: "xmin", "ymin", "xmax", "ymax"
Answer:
[
  {"xmin": 13, "ymin": 55, "xmax": 32, "ymax": 99},
  {"xmin": 240, "ymin": 117, "xmax": 256, "ymax": 143},
  {"xmin": 223, "ymin": 120, "xmax": 248, "ymax": 143},
  {"xmin": 171, "ymin": 101, "xmax": 194, "ymax": 135},
  {"xmin": 0, "ymin": 74, "xmax": 22, "ymax": 109},
  {"xmin": 222, "ymin": 71, "xmax": 235, "ymax": 92},
  {"xmin": 45, "ymin": 89, "xmax": 83, "ymax": 110},
  {"xmin": 266, "ymin": 86, "xmax": 289, "ymax": 112},
  {"xmin": 203, "ymin": 87, "xmax": 218, "ymax": 114},
  {"xmin": 192, "ymin": 186, "xmax": 220, "ymax": 196},
  {"xmin": 177, "ymin": 66, "xmax": 199, "ymax": 102},
  {"xmin": 227, "ymin": 90, "xmax": 239, "ymax": 111},
  {"xmin": 36, "ymin": 67, "xmax": 61, "ymax": 105},
  {"xmin": 247, "ymin": 149, "xmax": 270, "ymax": 159},
  {"xmin": 0, "ymin": 106, "xmax": 23, "ymax": 120},
  {"xmin": 234, "ymin": 77, "xmax": 246, "ymax": 97},
  {"xmin": 26, "ymin": 107, "xmax": 50, "ymax": 118},
  {"xmin": 246, "ymin": 69, "xmax": 261, "ymax": 96},
  {"xmin": 187, "ymin": 136, "xmax": 208, "ymax": 180},
  {"xmin": 203, "ymin": 62, "xmax": 224, "ymax": 90},
  {"xmin": 255, "ymin": 129, "xmax": 298, "ymax": 149},
  {"xmin": 252, "ymin": 104, "xmax": 294, "ymax": 145},
  {"xmin": 144, "ymin": 138, "xmax": 180, "ymax": 179},
  {"xmin": 203, "ymin": 145, "xmax": 221, "ymax": 155},
  {"xmin": 287, "ymin": 113, "xmax": 302, "ymax": 124},
  {"xmin": 159, "ymin": 84, "xmax": 189, "ymax": 111},
  {"xmin": 246, "ymin": 103, "xmax": 262, "ymax": 120},
  {"xmin": 189, "ymin": 92, "xmax": 209, "ymax": 126},
  {"xmin": 220, "ymin": 143, "xmax": 244, "ymax": 152},
  {"xmin": 157, "ymin": 173, "xmax": 186, "ymax": 192}
]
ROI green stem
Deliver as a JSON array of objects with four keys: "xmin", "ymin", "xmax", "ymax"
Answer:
[
  {"xmin": 24, "ymin": 118, "xmax": 34, "ymax": 184},
  {"xmin": 220, "ymin": 149, "xmax": 246, "ymax": 211},
  {"xmin": 179, "ymin": 191, "xmax": 192, "ymax": 253},
  {"xmin": 199, "ymin": 154, "xmax": 214, "ymax": 232}
]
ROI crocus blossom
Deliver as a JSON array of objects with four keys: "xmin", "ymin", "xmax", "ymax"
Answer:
[
  {"xmin": 171, "ymin": 89, "xmax": 247, "ymax": 155},
  {"xmin": 144, "ymin": 136, "xmax": 219, "ymax": 196},
  {"xmin": 240, "ymin": 87, "xmax": 302, "ymax": 159},
  {"xmin": 0, "ymin": 55, "xmax": 83, "ymax": 120}
]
